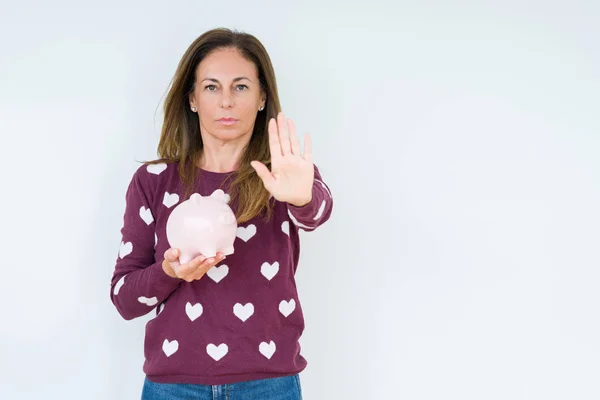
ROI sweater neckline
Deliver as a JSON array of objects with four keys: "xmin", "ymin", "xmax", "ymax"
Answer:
[{"xmin": 196, "ymin": 167, "xmax": 235, "ymax": 180}]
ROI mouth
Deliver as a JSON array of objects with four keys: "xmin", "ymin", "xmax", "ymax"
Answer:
[{"xmin": 218, "ymin": 118, "xmax": 238, "ymax": 125}]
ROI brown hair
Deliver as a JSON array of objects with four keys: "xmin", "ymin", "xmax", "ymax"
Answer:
[{"xmin": 142, "ymin": 28, "xmax": 281, "ymax": 223}]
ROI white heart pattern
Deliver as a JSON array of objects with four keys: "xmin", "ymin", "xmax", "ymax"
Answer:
[
  {"xmin": 139, "ymin": 206, "xmax": 154, "ymax": 225},
  {"xmin": 261, "ymin": 261, "xmax": 279, "ymax": 281},
  {"xmin": 207, "ymin": 343, "xmax": 228, "ymax": 361},
  {"xmin": 114, "ymin": 275, "xmax": 125, "ymax": 295},
  {"xmin": 314, "ymin": 200, "xmax": 326, "ymax": 220},
  {"xmin": 233, "ymin": 302, "xmax": 254, "ymax": 322},
  {"xmin": 236, "ymin": 224, "xmax": 257, "ymax": 242},
  {"xmin": 162, "ymin": 339, "xmax": 178, "ymax": 357},
  {"xmin": 279, "ymin": 299, "xmax": 296, "ymax": 317},
  {"xmin": 163, "ymin": 192, "xmax": 179, "ymax": 208},
  {"xmin": 259, "ymin": 341, "xmax": 276, "ymax": 359},
  {"xmin": 206, "ymin": 264, "xmax": 229, "ymax": 283},
  {"xmin": 185, "ymin": 302, "xmax": 203, "ymax": 321},
  {"xmin": 287, "ymin": 209, "xmax": 311, "ymax": 229},
  {"xmin": 138, "ymin": 296, "xmax": 158, "ymax": 306},
  {"xmin": 147, "ymin": 163, "xmax": 167, "ymax": 175},
  {"xmin": 119, "ymin": 241, "xmax": 132, "ymax": 258},
  {"xmin": 315, "ymin": 178, "xmax": 332, "ymax": 198},
  {"xmin": 281, "ymin": 221, "xmax": 290, "ymax": 236}
]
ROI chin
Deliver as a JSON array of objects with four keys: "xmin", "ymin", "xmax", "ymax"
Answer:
[{"xmin": 213, "ymin": 127, "xmax": 250, "ymax": 142}]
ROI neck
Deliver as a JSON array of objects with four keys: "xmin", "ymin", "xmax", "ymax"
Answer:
[{"xmin": 197, "ymin": 136, "xmax": 250, "ymax": 173}]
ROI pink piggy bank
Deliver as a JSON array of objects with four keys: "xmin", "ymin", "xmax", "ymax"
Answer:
[{"xmin": 165, "ymin": 189, "xmax": 237, "ymax": 264}]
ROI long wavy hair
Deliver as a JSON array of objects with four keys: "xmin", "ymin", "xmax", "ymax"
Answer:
[{"xmin": 142, "ymin": 28, "xmax": 281, "ymax": 223}]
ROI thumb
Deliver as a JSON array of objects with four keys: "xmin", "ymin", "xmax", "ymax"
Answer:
[
  {"xmin": 164, "ymin": 248, "xmax": 180, "ymax": 267},
  {"xmin": 250, "ymin": 161, "xmax": 275, "ymax": 188}
]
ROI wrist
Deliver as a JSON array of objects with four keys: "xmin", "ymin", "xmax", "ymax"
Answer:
[{"xmin": 288, "ymin": 194, "xmax": 312, "ymax": 207}]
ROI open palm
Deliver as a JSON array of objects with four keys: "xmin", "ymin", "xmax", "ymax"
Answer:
[{"xmin": 250, "ymin": 112, "xmax": 314, "ymax": 207}]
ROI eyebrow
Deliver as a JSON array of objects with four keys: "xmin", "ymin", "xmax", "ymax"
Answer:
[{"xmin": 201, "ymin": 77, "xmax": 252, "ymax": 83}]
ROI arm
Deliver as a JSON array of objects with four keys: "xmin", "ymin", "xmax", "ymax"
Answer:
[
  {"xmin": 286, "ymin": 164, "xmax": 333, "ymax": 231},
  {"xmin": 109, "ymin": 167, "xmax": 181, "ymax": 320}
]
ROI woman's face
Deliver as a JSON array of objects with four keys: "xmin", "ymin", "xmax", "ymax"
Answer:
[{"xmin": 190, "ymin": 47, "xmax": 266, "ymax": 143}]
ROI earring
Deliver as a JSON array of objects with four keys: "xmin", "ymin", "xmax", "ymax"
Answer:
[
  {"xmin": 191, "ymin": 106, "xmax": 197, "ymax": 112},
  {"xmin": 258, "ymin": 105, "xmax": 264, "ymax": 111}
]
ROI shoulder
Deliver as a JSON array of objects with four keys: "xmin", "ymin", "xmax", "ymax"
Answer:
[
  {"xmin": 134, "ymin": 159, "xmax": 179, "ymax": 181},
  {"xmin": 127, "ymin": 159, "xmax": 180, "ymax": 199}
]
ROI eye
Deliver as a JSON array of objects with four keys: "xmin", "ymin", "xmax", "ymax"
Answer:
[
  {"xmin": 218, "ymin": 212, "xmax": 235, "ymax": 225},
  {"xmin": 204, "ymin": 84, "xmax": 248, "ymax": 92}
]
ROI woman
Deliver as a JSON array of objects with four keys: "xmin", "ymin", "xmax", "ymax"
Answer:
[{"xmin": 109, "ymin": 27, "xmax": 333, "ymax": 399}]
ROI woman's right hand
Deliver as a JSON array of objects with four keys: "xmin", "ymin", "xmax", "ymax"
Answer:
[{"xmin": 162, "ymin": 248, "xmax": 225, "ymax": 282}]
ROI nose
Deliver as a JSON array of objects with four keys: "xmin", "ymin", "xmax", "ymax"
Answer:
[{"xmin": 220, "ymin": 89, "xmax": 234, "ymax": 109}]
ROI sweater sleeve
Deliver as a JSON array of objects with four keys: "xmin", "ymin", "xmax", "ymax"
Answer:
[
  {"xmin": 109, "ymin": 167, "xmax": 181, "ymax": 321},
  {"xmin": 286, "ymin": 164, "xmax": 333, "ymax": 232}
]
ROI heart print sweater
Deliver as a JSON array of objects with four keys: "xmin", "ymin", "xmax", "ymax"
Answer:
[{"xmin": 109, "ymin": 160, "xmax": 333, "ymax": 385}]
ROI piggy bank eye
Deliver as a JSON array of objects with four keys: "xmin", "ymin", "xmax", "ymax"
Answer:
[{"xmin": 218, "ymin": 212, "xmax": 235, "ymax": 225}]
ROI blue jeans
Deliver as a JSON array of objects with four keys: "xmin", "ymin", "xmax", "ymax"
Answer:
[{"xmin": 141, "ymin": 374, "xmax": 302, "ymax": 400}]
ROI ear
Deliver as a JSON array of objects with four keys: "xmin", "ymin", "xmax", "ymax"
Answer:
[
  {"xmin": 209, "ymin": 189, "xmax": 230, "ymax": 204},
  {"xmin": 260, "ymin": 89, "xmax": 267, "ymax": 108},
  {"xmin": 189, "ymin": 91, "xmax": 196, "ymax": 110},
  {"xmin": 191, "ymin": 193, "xmax": 203, "ymax": 204}
]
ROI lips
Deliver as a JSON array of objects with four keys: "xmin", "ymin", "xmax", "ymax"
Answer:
[{"xmin": 217, "ymin": 118, "xmax": 239, "ymax": 126}]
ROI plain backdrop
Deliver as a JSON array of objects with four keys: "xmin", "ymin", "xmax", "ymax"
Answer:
[{"xmin": 1, "ymin": 1, "xmax": 599, "ymax": 399}]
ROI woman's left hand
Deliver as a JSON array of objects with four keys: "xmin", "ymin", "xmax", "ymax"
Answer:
[{"xmin": 251, "ymin": 112, "xmax": 314, "ymax": 207}]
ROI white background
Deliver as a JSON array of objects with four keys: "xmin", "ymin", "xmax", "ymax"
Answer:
[{"xmin": 1, "ymin": 1, "xmax": 599, "ymax": 399}]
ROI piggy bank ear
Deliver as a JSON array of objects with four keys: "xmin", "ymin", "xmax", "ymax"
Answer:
[
  {"xmin": 191, "ymin": 193, "xmax": 203, "ymax": 205},
  {"xmin": 210, "ymin": 189, "xmax": 230, "ymax": 204}
]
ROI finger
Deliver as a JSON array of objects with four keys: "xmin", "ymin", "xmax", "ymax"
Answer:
[
  {"xmin": 189, "ymin": 268, "xmax": 207, "ymax": 281},
  {"xmin": 250, "ymin": 161, "xmax": 275, "ymax": 190},
  {"xmin": 303, "ymin": 132, "xmax": 313, "ymax": 163},
  {"xmin": 287, "ymin": 118, "xmax": 301, "ymax": 155},
  {"xmin": 199, "ymin": 252, "xmax": 225, "ymax": 271},
  {"xmin": 191, "ymin": 253, "xmax": 225, "ymax": 281},
  {"xmin": 277, "ymin": 112, "xmax": 291, "ymax": 155},
  {"xmin": 268, "ymin": 117, "xmax": 282, "ymax": 161},
  {"xmin": 164, "ymin": 248, "xmax": 180, "ymax": 268},
  {"xmin": 164, "ymin": 248, "xmax": 177, "ymax": 260},
  {"xmin": 193, "ymin": 256, "xmax": 217, "ymax": 279},
  {"xmin": 183, "ymin": 256, "xmax": 211, "ymax": 282},
  {"xmin": 188, "ymin": 258, "xmax": 215, "ymax": 281},
  {"xmin": 175, "ymin": 254, "xmax": 206, "ymax": 279}
]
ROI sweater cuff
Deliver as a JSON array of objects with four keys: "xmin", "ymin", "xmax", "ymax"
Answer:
[{"xmin": 286, "ymin": 186, "xmax": 319, "ymax": 220}]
